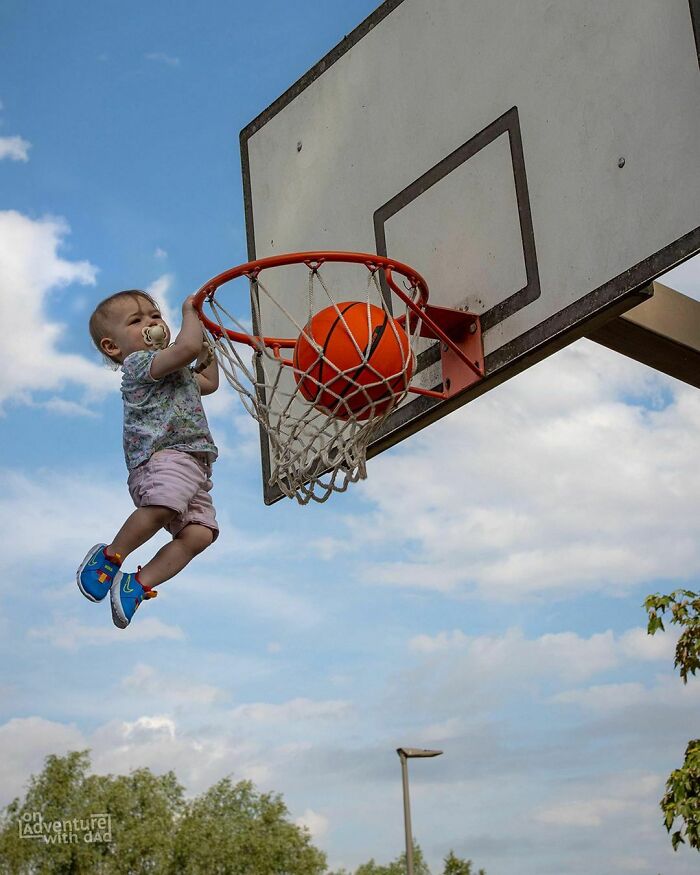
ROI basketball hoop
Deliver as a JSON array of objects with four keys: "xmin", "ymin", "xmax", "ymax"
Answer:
[{"xmin": 193, "ymin": 251, "xmax": 484, "ymax": 504}]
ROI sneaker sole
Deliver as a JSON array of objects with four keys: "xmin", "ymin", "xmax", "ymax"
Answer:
[
  {"xmin": 76, "ymin": 544, "xmax": 108, "ymax": 603},
  {"xmin": 110, "ymin": 572, "xmax": 129, "ymax": 629}
]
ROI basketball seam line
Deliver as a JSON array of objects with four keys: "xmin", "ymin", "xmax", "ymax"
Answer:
[{"xmin": 319, "ymin": 301, "xmax": 366, "ymax": 406}]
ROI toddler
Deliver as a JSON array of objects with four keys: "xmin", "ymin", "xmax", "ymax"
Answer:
[{"xmin": 77, "ymin": 290, "xmax": 219, "ymax": 628}]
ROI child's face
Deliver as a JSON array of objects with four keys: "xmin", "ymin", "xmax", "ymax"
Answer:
[{"xmin": 100, "ymin": 295, "xmax": 170, "ymax": 363}]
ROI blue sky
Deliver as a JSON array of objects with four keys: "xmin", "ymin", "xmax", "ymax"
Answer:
[{"xmin": 1, "ymin": 1, "xmax": 700, "ymax": 873}]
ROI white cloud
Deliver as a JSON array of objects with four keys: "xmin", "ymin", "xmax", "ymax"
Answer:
[
  {"xmin": 199, "ymin": 386, "xmax": 236, "ymax": 419},
  {"xmin": 362, "ymin": 561, "xmax": 463, "ymax": 593},
  {"xmin": 0, "ymin": 467, "xmax": 141, "ymax": 577},
  {"xmin": 410, "ymin": 629, "xmax": 470, "ymax": 653},
  {"xmin": 295, "ymin": 808, "xmax": 329, "ymax": 840},
  {"xmin": 552, "ymin": 674, "xmax": 700, "ymax": 712},
  {"xmin": 88, "ymin": 715, "xmax": 270, "ymax": 794},
  {"xmin": 122, "ymin": 665, "xmax": 227, "ymax": 706},
  {"xmin": 412, "ymin": 624, "xmax": 675, "ymax": 672},
  {"xmin": 618, "ymin": 626, "xmax": 677, "ymax": 662},
  {"xmin": 202, "ymin": 575, "xmax": 323, "ymax": 628},
  {"xmin": 0, "ymin": 717, "xmax": 86, "ymax": 805},
  {"xmin": 553, "ymin": 681, "xmax": 648, "ymax": 712},
  {"xmin": 146, "ymin": 272, "xmax": 178, "ymax": 330},
  {"xmin": 229, "ymin": 697, "xmax": 351, "ymax": 724},
  {"xmin": 123, "ymin": 714, "xmax": 177, "ymax": 740},
  {"xmin": 414, "ymin": 717, "xmax": 464, "ymax": 742},
  {"xmin": 154, "ymin": 247, "xmax": 168, "ymax": 259},
  {"xmin": 396, "ymin": 625, "xmax": 683, "ymax": 727},
  {"xmin": 209, "ymin": 405, "xmax": 260, "ymax": 460},
  {"xmin": 0, "ymin": 135, "xmax": 31, "ymax": 161},
  {"xmin": 350, "ymin": 340, "xmax": 700, "ymax": 600},
  {"xmin": 144, "ymin": 52, "xmax": 180, "ymax": 67},
  {"xmin": 28, "ymin": 615, "xmax": 185, "ymax": 649},
  {"xmin": 0, "ymin": 712, "xmax": 267, "ymax": 808},
  {"xmin": 611, "ymin": 855, "xmax": 652, "ymax": 872},
  {"xmin": 534, "ymin": 773, "xmax": 661, "ymax": 827},
  {"xmin": 39, "ymin": 397, "xmax": 99, "ymax": 418},
  {"xmin": 409, "ymin": 627, "xmax": 621, "ymax": 684},
  {"xmin": 0, "ymin": 211, "xmax": 112, "ymax": 409},
  {"xmin": 311, "ymin": 536, "xmax": 355, "ymax": 561},
  {"xmin": 537, "ymin": 796, "xmax": 627, "ymax": 827}
]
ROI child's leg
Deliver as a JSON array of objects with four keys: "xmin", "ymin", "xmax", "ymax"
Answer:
[
  {"xmin": 77, "ymin": 505, "xmax": 177, "ymax": 604},
  {"xmin": 136, "ymin": 524, "xmax": 214, "ymax": 588},
  {"xmin": 108, "ymin": 505, "xmax": 178, "ymax": 560}
]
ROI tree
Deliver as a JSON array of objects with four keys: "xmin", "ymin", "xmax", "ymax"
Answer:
[
  {"xmin": 0, "ymin": 750, "xmax": 184, "ymax": 874},
  {"xmin": 171, "ymin": 777, "xmax": 326, "ymax": 875},
  {"xmin": 0, "ymin": 751, "xmax": 325, "ymax": 874},
  {"xmin": 442, "ymin": 850, "xmax": 485, "ymax": 875},
  {"xmin": 645, "ymin": 588, "xmax": 700, "ymax": 851},
  {"xmin": 348, "ymin": 845, "xmax": 483, "ymax": 875},
  {"xmin": 354, "ymin": 843, "xmax": 430, "ymax": 875}
]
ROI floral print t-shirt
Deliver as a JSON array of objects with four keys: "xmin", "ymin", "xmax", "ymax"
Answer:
[{"xmin": 121, "ymin": 350, "xmax": 218, "ymax": 471}]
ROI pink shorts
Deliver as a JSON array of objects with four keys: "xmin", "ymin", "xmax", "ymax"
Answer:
[{"xmin": 127, "ymin": 449, "xmax": 219, "ymax": 541}]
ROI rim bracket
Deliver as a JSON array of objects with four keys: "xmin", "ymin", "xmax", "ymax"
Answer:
[{"xmin": 420, "ymin": 304, "xmax": 484, "ymax": 397}]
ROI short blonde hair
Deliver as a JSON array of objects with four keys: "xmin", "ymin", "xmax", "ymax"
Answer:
[{"xmin": 89, "ymin": 290, "xmax": 160, "ymax": 364}]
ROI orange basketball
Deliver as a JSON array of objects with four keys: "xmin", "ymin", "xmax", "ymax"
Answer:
[{"xmin": 293, "ymin": 302, "xmax": 414, "ymax": 420}]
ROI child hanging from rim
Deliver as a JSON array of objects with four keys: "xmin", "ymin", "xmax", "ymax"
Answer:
[{"xmin": 77, "ymin": 289, "xmax": 219, "ymax": 628}]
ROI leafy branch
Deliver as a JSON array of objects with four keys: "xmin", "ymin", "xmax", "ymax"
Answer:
[
  {"xmin": 645, "ymin": 588, "xmax": 700, "ymax": 852},
  {"xmin": 661, "ymin": 739, "xmax": 700, "ymax": 851},
  {"xmin": 644, "ymin": 589, "xmax": 700, "ymax": 683}
]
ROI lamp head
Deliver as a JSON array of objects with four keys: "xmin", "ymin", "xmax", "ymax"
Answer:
[{"xmin": 396, "ymin": 748, "xmax": 443, "ymax": 758}]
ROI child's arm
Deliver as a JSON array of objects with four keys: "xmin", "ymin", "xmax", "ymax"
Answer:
[
  {"xmin": 150, "ymin": 296, "xmax": 203, "ymax": 380},
  {"xmin": 195, "ymin": 342, "xmax": 219, "ymax": 395}
]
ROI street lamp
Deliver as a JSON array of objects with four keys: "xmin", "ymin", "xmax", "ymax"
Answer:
[{"xmin": 396, "ymin": 748, "xmax": 443, "ymax": 875}]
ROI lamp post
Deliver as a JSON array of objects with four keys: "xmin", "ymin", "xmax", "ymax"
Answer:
[{"xmin": 396, "ymin": 748, "xmax": 443, "ymax": 875}]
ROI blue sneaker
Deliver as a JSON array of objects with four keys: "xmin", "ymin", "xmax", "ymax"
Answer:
[
  {"xmin": 109, "ymin": 570, "xmax": 158, "ymax": 629},
  {"xmin": 77, "ymin": 544, "xmax": 122, "ymax": 603}
]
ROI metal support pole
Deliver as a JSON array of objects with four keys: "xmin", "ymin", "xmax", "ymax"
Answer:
[
  {"xmin": 396, "ymin": 747, "xmax": 442, "ymax": 875},
  {"xmin": 399, "ymin": 751, "xmax": 414, "ymax": 875}
]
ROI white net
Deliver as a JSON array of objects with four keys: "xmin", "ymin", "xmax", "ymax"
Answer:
[{"xmin": 202, "ymin": 262, "xmax": 424, "ymax": 504}]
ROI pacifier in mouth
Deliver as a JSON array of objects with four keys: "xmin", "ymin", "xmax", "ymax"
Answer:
[{"xmin": 142, "ymin": 324, "xmax": 167, "ymax": 349}]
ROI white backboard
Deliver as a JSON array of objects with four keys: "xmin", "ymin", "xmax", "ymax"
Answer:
[{"xmin": 241, "ymin": 0, "xmax": 700, "ymax": 502}]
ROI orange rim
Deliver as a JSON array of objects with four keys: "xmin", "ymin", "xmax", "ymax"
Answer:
[{"xmin": 192, "ymin": 251, "xmax": 430, "ymax": 350}]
